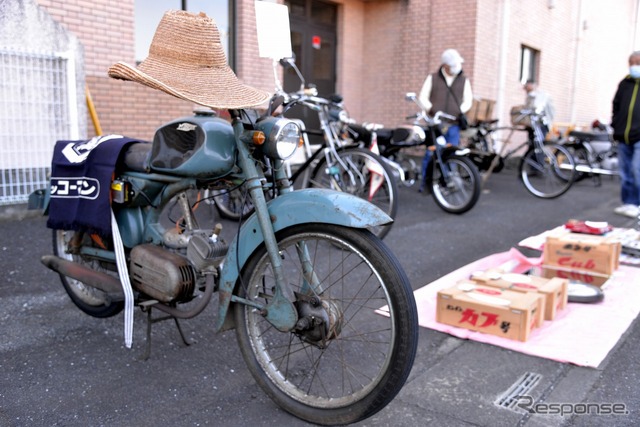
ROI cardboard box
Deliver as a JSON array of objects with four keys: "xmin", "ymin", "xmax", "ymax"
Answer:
[
  {"xmin": 539, "ymin": 266, "xmax": 611, "ymax": 287},
  {"xmin": 542, "ymin": 231, "xmax": 621, "ymax": 287},
  {"xmin": 436, "ymin": 281, "xmax": 545, "ymax": 342},
  {"xmin": 469, "ymin": 270, "xmax": 568, "ymax": 320},
  {"xmin": 467, "ymin": 98, "xmax": 496, "ymax": 125}
]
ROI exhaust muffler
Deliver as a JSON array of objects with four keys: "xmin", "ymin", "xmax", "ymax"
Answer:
[{"xmin": 41, "ymin": 255, "xmax": 124, "ymax": 296}]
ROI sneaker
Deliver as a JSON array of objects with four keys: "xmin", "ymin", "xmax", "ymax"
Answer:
[
  {"xmin": 614, "ymin": 204, "xmax": 640, "ymax": 218},
  {"xmin": 625, "ymin": 206, "xmax": 640, "ymax": 218}
]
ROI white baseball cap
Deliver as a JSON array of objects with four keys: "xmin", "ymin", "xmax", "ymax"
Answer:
[{"xmin": 441, "ymin": 49, "xmax": 464, "ymax": 67}]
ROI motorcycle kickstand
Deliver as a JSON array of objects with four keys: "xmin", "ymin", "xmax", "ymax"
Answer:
[{"xmin": 139, "ymin": 300, "xmax": 192, "ymax": 361}]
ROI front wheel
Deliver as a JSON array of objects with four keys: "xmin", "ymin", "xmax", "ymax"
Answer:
[
  {"xmin": 519, "ymin": 143, "xmax": 576, "ymax": 199},
  {"xmin": 233, "ymin": 224, "xmax": 418, "ymax": 426},
  {"xmin": 431, "ymin": 155, "xmax": 481, "ymax": 214},
  {"xmin": 309, "ymin": 147, "xmax": 398, "ymax": 239}
]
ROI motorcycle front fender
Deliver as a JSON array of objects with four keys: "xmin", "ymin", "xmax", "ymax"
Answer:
[
  {"xmin": 215, "ymin": 188, "xmax": 392, "ymax": 331},
  {"xmin": 27, "ymin": 187, "xmax": 50, "ymax": 213}
]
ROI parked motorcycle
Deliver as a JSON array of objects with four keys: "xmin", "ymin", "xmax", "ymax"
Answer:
[
  {"xmin": 277, "ymin": 57, "xmax": 399, "ymax": 239},
  {"xmin": 347, "ymin": 122, "xmax": 423, "ymax": 187},
  {"xmin": 562, "ymin": 120, "xmax": 618, "ymax": 185},
  {"xmin": 210, "ymin": 57, "xmax": 399, "ymax": 240},
  {"xmin": 346, "ymin": 93, "xmax": 481, "ymax": 214},
  {"xmin": 29, "ymin": 10, "xmax": 418, "ymax": 426}
]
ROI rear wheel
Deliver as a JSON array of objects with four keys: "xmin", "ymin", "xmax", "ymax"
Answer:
[
  {"xmin": 398, "ymin": 156, "xmax": 418, "ymax": 187},
  {"xmin": 566, "ymin": 145, "xmax": 594, "ymax": 183},
  {"xmin": 234, "ymin": 224, "xmax": 418, "ymax": 425},
  {"xmin": 309, "ymin": 147, "xmax": 398, "ymax": 239},
  {"xmin": 520, "ymin": 143, "xmax": 576, "ymax": 198},
  {"xmin": 208, "ymin": 187, "xmax": 253, "ymax": 220},
  {"xmin": 52, "ymin": 230, "xmax": 123, "ymax": 318},
  {"xmin": 431, "ymin": 155, "xmax": 481, "ymax": 214}
]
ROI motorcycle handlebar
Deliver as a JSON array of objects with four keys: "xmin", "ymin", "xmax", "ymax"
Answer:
[{"xmin": 434, "ymin": 111, "xmax": 457, "ymax": 122}]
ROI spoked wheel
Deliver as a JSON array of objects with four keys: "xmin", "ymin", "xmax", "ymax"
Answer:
[
  {"xmin": 309, "ymin": 147, "xmax": 398, "ymax": 239},
  {"xmin": 52, "ymin": 230, "xmax": 123, "ymax": 318},
  {"xmin": 208, "ymin": 187, "xmax": 253, "ymax": 220},
  {"xmin": 234, "ymin": 224, "xmax": 418, "ymax": 426},
  {"xmin": 431, "ymin": 155, "xmax": 481, "ymax": 214},
  {"xmin": 399, "ymin": 156, "xmax": 418, "ymax": 187},
  {"xmin": 567, "ymin": 146, "xmax": 600, "ymax": 185},
  {"xmin": 520, "ymin": 143, "xmax": 576, "ymax": 198}
]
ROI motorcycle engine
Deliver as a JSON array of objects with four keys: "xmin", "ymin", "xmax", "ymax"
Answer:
[
  {"xmin": 601, "ymin": 155, "xmax": 618, "ymax": 171},
  {"xmin": 129, "ymin": 244, "xmax": 195, "ymax": 303}
]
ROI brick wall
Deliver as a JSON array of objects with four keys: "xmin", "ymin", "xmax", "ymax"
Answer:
[
  {"xmin": 343, "ymin": 0, "xmax": 479, "ymax": 127},
  {"xmin": 235, "ymin": 0, "xmax": 280, "ymax": 96},
  {"xmin": 37, "ymin": 0, "xmax": 194, "ymax": 140},
  {"xmin": 35, "ymin": 0, "xmax": 640, "ymax": 140}
]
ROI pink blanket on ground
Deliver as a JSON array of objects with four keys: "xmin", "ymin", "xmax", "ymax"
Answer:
[{"xmin": 405, "ymin": 248, "xmax": 640, "ymax": 367}]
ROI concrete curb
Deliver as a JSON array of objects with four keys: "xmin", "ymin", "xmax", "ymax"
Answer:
[{"xmin": 0, "ymin": 204, "xmax": 43, "ymax": 222}]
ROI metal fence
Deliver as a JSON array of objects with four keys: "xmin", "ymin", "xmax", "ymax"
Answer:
[{"xmin": 0, "ymin": 49, "xmax": 78, "ymax": 205}]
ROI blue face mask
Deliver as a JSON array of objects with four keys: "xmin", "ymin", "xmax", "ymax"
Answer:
[{"xmin": 630, "ymin": 65, "xmax": 640, "ymax": 79}]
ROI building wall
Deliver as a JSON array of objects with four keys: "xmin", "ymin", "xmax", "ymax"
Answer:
[
  {"xmin": 36, "ymin": 0, "xmax": 195, "ymax": 140},
  {"xmin": 35, "ymin": 0, "xmax": 640, "ymax": 140},
  {"xmin": 333, "ymin": 0, "xmax": 638, "ymax": 131}
]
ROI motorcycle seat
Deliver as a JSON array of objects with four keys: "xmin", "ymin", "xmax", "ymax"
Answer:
[
  {"xmin": 568, "ymin": 130, "xmax": 610, "ymax": 142},
  {"xmin": 122, "ymin": 142, "xmax": 152, "ymax": 172}
]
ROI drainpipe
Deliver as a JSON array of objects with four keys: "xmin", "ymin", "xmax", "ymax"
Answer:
[
  {"xmin": 59, "ymin": 50, "xmax": 79, "ymax": 140},
  {"xmin": 569, "ymin": 0, "xmax": 584, "ymax": 125},
  {"xmin": 496, "ymin": 0, "xmax": 511, "ymax": 127},
  {"xmin": 635, "ymin": 0, "xmax": 640, "ymax": 49}
]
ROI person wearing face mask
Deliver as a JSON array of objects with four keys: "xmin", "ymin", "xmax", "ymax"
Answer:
[
  {"xmin": 417, "ymin": 48, "xmax": 473, "ymax": 192},
  {"xmin": 612, "ymin": 51, "xmax": 640, "ymax": 218}
]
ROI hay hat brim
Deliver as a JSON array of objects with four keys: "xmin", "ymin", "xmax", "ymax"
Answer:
[{"xmin": 108, "ymin": 10, "xmax": 271, "ymax": 109}]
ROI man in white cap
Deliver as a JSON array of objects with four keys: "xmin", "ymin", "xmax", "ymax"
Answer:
[{"xmin": 417, "ymin": 48, "xmax": 473, "ymax": 192}]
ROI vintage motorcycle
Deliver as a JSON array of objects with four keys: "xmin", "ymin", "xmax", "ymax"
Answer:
[
  {"xmin": 206, "ymin": 57, "xmax": 399, "ymax": 240},
  {"xmin": 345, "ymin": 93, "xmax": 481, "ymax": 214},
  {"xmin": 562, "ymin": 120, "xmax": 618, "ymax": 185},
  {"xmin": 346, "ymin": 121, "xmax": 423, "ymax": 188},
  {"xmin": 29, "ymin": 10, "xmax": 418, "ymax": 426}
]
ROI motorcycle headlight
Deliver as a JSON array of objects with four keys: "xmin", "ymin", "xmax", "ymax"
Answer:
[{"xmin": 261, "ymin": 118, "xmax": 301, "ymax": 160}]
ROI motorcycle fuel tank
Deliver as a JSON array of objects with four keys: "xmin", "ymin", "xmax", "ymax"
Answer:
[{"xmin": 150, "ymin": 113, "xmax": 236, "ymax": 178}]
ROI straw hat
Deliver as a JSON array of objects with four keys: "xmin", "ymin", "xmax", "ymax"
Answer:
[{"xmin": 108, "ymin": 10, "xmax": 270, "ymax": 109}]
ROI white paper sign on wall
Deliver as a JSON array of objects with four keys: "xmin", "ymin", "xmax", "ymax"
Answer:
[{"xmin": 255, "ymin": 1, "xmax": 292, "ymax": 60}]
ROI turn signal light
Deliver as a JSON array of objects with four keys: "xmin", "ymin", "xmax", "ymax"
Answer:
[{"xmin": 253, "ymin": 131, "xmax": 266, "ymax": 145}]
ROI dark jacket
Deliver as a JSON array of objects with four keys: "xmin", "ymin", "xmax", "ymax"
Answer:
[
  {"xmin": 612, "ymin": 76, "xmax": 640, "ymax": 144},
  {"xmin": 429, "ymin": 67, "xmax": 466, "ymax": 117}
]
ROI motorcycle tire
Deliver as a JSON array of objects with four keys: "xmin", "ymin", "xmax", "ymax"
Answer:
[
  {"xmin": 208, "ymin": 187, "xmax": 254, "ymax": 221},
  {"xmin": 519, "ymin": 143, "xmax": 576, "ymax": 199},
  {"xmin": 567, "ymin": 282, "xmax": 604, "ymax": 303},
  {"xmin": 234, "ymin": 224, "xmax": 418, "ymax": 426},
  {"xmin": 309, "ymin": 147, "xmax": 398, "ymax": 240},
  {"xmin": 431, "ymin": 155, "xmax": 481, "ymax": 214},
  {"xmin": 567, "ymin": 146, "xmax": 591, "ymax": 183},
  {"xmin": 52, "ymin": 230, "xmax": 124, "ymax": 318}
]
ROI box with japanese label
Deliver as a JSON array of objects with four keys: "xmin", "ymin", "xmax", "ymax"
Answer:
[
  {"xmin": 542, "ymin": 231, "xmax": 621, "ymax": 287},
  {"xmin": 469, "ymin": 270, "xmax": 568, "ymax": 320},
  {"xmin": 436, "ymin": 281, "xmax": 545, "ymax": 342}
]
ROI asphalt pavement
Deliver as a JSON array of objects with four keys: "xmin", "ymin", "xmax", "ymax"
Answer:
[{"xmin": 0, "ymin": 166, "xmax": 638, "ymax": 426}]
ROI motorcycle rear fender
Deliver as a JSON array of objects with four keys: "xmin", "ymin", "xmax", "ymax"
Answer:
[
  {"xmin": 215, "ymin": 188, "xmax": 392, "ymax": 331},
  {"xmin": 28, "ymin": 187, "xmax": 50, "ymax": 213}
]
